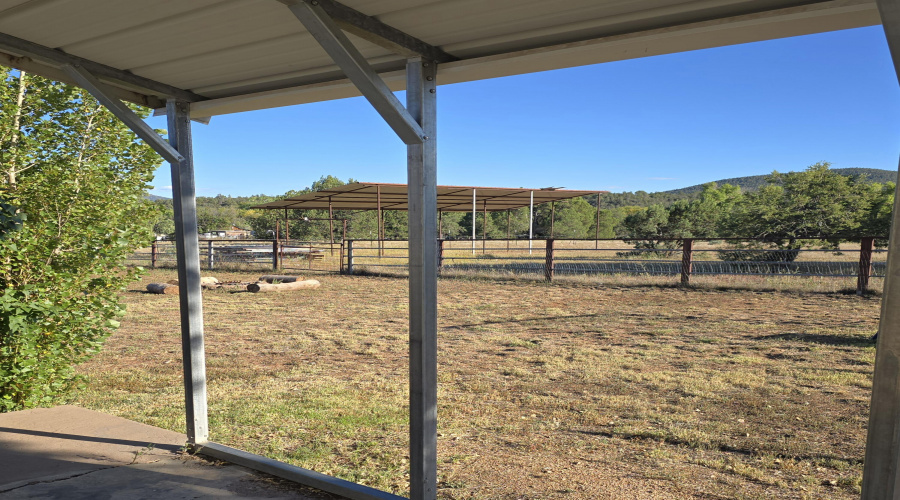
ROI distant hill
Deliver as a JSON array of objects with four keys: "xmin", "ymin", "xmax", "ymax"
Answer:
[
  {"xmin": 663, "ymin": 168, "xmax": 897, "ymax": 196},
  {"xmin": 146, "ymin": 194, "xmax": 169, "ymax": 201},
  {"xmin": 596, "ymin": 167, "xmax": 897, "ymax": 210}
]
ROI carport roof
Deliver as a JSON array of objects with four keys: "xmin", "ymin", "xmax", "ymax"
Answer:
[
  {"xmin": 251, "ymin": 182, "xmax": 600, "ymax": 212},
  {"xmin": 0, "ymin": 0, "xmax": 881, "ymax": 118}
]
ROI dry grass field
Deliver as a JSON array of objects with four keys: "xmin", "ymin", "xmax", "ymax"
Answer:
[{"xmin": 67, "ymin": 269, "xmax": 880, "ymax": 499}]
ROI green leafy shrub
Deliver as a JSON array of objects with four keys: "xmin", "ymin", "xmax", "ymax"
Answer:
[{"xmin": 0, "ymin": 68, "xmax": 159, "ymax": 411}]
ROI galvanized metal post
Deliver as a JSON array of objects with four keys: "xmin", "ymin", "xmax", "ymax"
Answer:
[
  {"xmin": 482, "ymin": 200, "xmax": 487, "ymax": 254},
  {"xmin": 329, "ymin": 197, "xmax": 335, "ymax": 256},
  {"xmin": 472, "ymin": 189, "xmax": 476, "ymax": 255},
  {"xmin": 681, "ymin": 238, "xmax": 693, "ymax": 286},
  {"xmin": 346, "ymin": 240, "xmax": 354, "ymax": 275},
  {"xmin": 864, "ymin": 5, "xmax": 900, "ymax": 495},
  {"xmin": 528, "ymin": 191, "xmax": 534, "ymax": 255},
  {"xmin": 595, "ymin": 192, "xmax": 601, "ymax": 249},
  {"xmin": 858, "ymin": 237, "xmax": 875, "ymax": 295},
  {"xmin": 507, "ymin": 210, "xmax": 511, "ymax": 252},
  {"xmin": 406, "ymin": 57, "xmax": 438, "ymax": 500},
  {"xmin": 166, "ymin": 99, "xmax": 208, "ymax": 446},
  {"xmin": 207, "ymin": 240, "xmax": 214, "ymax": 270},
  {"xmin": 377, "ymin": 185, "xmax": 384, "ymax": 257}
]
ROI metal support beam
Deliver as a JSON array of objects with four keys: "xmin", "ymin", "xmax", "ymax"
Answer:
[
  {"xmin": 528, "ymin": 191, "xmax": 534, "ymax": 255},
  {"xmin": 862, "ymin": 2, "xmax": 900, "ymax": 497},
  {"xmin": 167, "ymin": 99, "xmax": 209, "ymax": 445},
  {"xmin": 200, "ymin": 442, "xmax": 404, "ymax": 500},
  {"xmin": 279, "ymin": 0, "xmax": 455, "ymax": 63},
  {"xmin": 0, "ymin": 31, "xmax": 204, "ymax": 103},
  {"xmin": 406, "ymin": 57, "xmax": 438, "ymax": 500},
  {"xmin": 64, "ymin": 64, "xmax": 184, "ymax": 165},
  {"xmin": 472, "ymin": 189, "xmax": 477, "ymax": 255},
  {"xmin": 287, "ymin": 0, "xmax": 425, "ymax": 145}
]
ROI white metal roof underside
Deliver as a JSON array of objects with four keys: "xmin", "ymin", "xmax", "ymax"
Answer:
[{"xmin": 0, "ymin": 0, "xmax": 882, "ymax": 118}]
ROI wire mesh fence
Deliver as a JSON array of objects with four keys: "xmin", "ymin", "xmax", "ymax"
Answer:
[
  {"xmin": 130, "ymin": 237, "xmax": 887, "ymax": 292},
  {"xmin": 344, "ymin": 237, "xmax": 887, "ymax": 293}
]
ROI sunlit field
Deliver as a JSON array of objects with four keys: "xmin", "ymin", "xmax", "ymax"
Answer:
[{"xmin": 69, "ymin": 268, "xmax": 880, "ymax": 498}]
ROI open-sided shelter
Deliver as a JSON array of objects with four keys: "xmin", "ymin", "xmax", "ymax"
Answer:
[
  {"xmin": 2, "ymin": 1, "xmax": 899, "ymax": 499},
  {"xmin": 251, "ymin": 182, "xmax": 602, "ymax": 242}
]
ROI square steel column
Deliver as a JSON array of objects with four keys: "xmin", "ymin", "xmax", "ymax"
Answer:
[
  {"xmin": 167, "ymin": 99, "xmax": 209, "ymax": 445},
  {"xmin": 406, "ymin": 57, "xmax": 438, "ymax": 500},
  {"xmin": 862, "ymin": 1, "xmax": 900, "ymax": 497}
]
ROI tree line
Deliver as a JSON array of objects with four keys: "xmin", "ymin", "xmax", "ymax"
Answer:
[{"xmin": 153, "ymin": 163, "xmax": 895, "ymax": 244}]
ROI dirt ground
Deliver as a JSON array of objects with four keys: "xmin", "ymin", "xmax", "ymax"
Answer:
[{"xmin": 68, "ymin": 270, "xmax": 879, "ymax": 499}]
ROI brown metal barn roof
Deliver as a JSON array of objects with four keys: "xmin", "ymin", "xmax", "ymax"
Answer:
[
  {"xmin": 0, "ymin": 1, "xmax": 880, "ymax": 117},
  {"xmin": 251, "ymin": 182, "xmax": 601, "ymax": 211}
]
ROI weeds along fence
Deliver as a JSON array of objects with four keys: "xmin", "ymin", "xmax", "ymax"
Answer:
[
  {"xmin": 128, "ymin": 239, "xmax": 344, "ymax": 274},
  {"xmin": 345, "ymin": 237, "xmax": 887, "ymax": 294}
]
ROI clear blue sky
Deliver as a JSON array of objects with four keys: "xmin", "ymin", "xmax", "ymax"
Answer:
[{"xmin": 146, "ymin": 25, "xmax": 900, "ymax": 198}]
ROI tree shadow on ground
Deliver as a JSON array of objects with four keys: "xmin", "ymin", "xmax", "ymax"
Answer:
[{"xmin": 756, "ymin": 332, "xmax": 874, "ymax": 347}]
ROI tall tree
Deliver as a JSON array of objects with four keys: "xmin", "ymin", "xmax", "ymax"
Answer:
[{"xmin": 0, "ymin": 67, "xmax": 160, "ymax": 410}]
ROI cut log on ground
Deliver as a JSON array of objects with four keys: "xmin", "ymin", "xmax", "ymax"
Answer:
[
  {"xmin": 147, "ymin": 283, "xmax": 179, "ymax": 295},
  {"xmin": 167, "ymin": 277, "xmax": 219, "ymax": 286},
  {"xmin": 258, "ymin": 275, "xmax": 301, "ymax": 284},
  {"xmin": 247, "ymin": 280, "xmax": 320, "ymax": 293}
]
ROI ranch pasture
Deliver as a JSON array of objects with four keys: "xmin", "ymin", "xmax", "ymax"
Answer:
[{"xmin": 68, "ymin": 269, "xmax": 879, "ymax": 499}]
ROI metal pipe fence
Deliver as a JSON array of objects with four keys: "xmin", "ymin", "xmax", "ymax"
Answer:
[
  {"xmin": 128, "ymin": 239, "xmax": 344, "ymax": 274},
  {"xmin": 343, "ymin": 237, "xmax": 887, "ymax": 294}
]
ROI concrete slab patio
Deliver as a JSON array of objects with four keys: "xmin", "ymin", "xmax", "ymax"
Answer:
[{"xmin": 0, "ymin": 406, "xmax": 343, "ymax": 499}]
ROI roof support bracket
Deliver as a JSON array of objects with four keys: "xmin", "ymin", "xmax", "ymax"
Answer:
[
  {"xmin": 286, "ymin": 0, "xmax": 425, "ymax": 145},
  {"xmin": 63, "ymin": 64, "xmax": 185, "ymax": 164}
]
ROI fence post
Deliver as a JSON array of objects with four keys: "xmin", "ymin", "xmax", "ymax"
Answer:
[
  {"xmin": 438, "ymin": 239, "xmax": 444, "ymax": 272},
  {"xmin": 272, "ymin": 240, "xmax": 279, "ymax": 270},
  {"xmin": 346, "ymin": 240, "xmax": 354, "ymax": 275},
  {"xmin": 544, "ymin": 239, "xmax": 554, "ymax": 281},
  {"xmin": 207, "ymin": 240, "xmax": 214, "ymax": 270},
  {"xmin": 681, "ymin": 238, "xmax": 694, "ymax": 286},
  {"xmin": 858, "ymin": 237, "xmax": 875, "ymax": 295},
  {"xmin": 151, "ymin": 240, "xmax": 157, "ymax": 269}
]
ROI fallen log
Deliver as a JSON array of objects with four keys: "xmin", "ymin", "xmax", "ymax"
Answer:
[
  {"xmin": 168, "ymin": 277, "xmax": 220, "ymax": 286},
  {"xmin": 258, "ymin": 275, "xmax": 301, "ymax": 284},
  {"xmin": 147, "ymin": 283, "xmax": 179, "ymax": 295},
  {"xmin": 247, "ymin": 279, "xmax": 320, "ymax": 293}
]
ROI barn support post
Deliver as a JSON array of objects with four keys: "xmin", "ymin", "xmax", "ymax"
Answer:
[
  {"xmin": 528, "ymin": 191, "xmax": 534, "ymax": 255},
  {"xmin": 329, "ymin": 197, "xmax": 335, "ymax": 256},
  {"xmin": 167, "ymin": 99, "xmax": 209, "ymax": 445},
  {"xmin": 377, "ymin": 185, "xmax": 384, "ymax": 257},
  {"xmin": 595, "ymin": 192, "xmax": 601, "ymax": 249},
  {"xmin": 507, "ymin": 210, "xmax": 511, "ymax": 252},
  {"xmin": 482, "ymin": 200, "xmax": 487, "ymax": 254},
  {"xmin": 472, "ymin": 189, "xmax": 476, "ymax": 255},
  {"xmin": 346, "ymin": 240, "xmax": 354, "ymax": 275},
  {"xmin": 858, "ymin": 236, "xmax": 875, "ymax": 295},
  {"xmin": 863, "ymin": 2, "xmax": 900, "ymax": 496},
  {"xmin": 406, "ymin": 57, "xmax": 438, "ymax": 500}
]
